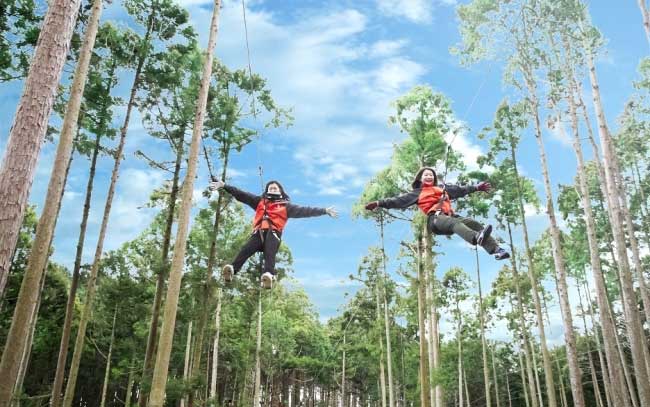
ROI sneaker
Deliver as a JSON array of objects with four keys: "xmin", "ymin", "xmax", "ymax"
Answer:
[
  {"xmin": 494, "ymin": 247, "xmax": 511, "ymax": 261},
  {"xmin": 261, "ymin": 272, "xmax": 275, "ymax": 289},
  {"xmin": 222, "ymin": 264, "xmax": 234, "ymax": 283},
  {"xmin": 476, "ymin": 224, "xmax": 493, "ymax": 246}
]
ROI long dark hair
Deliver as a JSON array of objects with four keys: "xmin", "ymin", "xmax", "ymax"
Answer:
[{"xmin": 264, "ymin": 180, "xmax": 290, "ymax": 200}]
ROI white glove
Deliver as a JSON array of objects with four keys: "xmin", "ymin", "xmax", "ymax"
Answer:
[
  {"xmin": 208, "ymin": 179, "xmax": 225, "ymax": 191},
  {"xmin": 326, "ymin": 206, "xmax": 339, "ymax": 218}
]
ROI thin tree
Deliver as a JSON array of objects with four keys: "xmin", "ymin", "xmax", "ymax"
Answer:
[{"xmin": 147, "ymin": 1, "xmax": 222, "ymax": 404}]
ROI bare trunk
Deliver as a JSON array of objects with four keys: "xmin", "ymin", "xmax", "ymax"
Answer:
[
  {"xmin": 61, "ymin": 45, "xmax": 138, "ymax": 405},
  {"xmin": 100, "ymin": 307, "xmax": 118, "ymax": 407},
  {"xmin": 181, "ymin": 320, "xmax": 193, "ymax": 407},
  {"xmin": 518, "ymin": 345, "xmax": 531, "ymax": 407},
  {"xmin": 342, "ymin": 335, "xmax": 346, "ymax": 407},
  {"xmin": 125, "ymin": 358, "xmax": 135, "ymax": 407},
  {"xmin": 140, "ymin": 135, "xmax": 184, "ymax": 404},
  {"xmin": 506, "ymin": 223, "xmax": 539, "ymax": 407},
  {"xmin": 555, "ymin": 356, "xmax": 568, "ymax": 407},
  {"xmin": 210, "ymin": 289, "xmax": 222, "ymax": 400},
  {"xmin": 457, "ymin": 300, "xmax": 464, "ymax": 407},
  {"xmin": 557, "ymin": 50, "xmax": 632, "ymax": 407},
  {"xmin": 584, "ymin": 36, "xmax": 650, "ymax": 405},
  {"xmin": 253, "ymin": 291, "xmax": 263, "ymax": 407},
  {"xmin": 0, "ymin": 0, "xmax": 102, "ymax": 401},
  {"xmin": 376, "ymin": 287, "xmax": 387, "ymax": 407},
  {"xmin": 576, "ymin": 283, "xmax": 605, "ymax": 407},
  {"xmin": 529, "ymin": 83, "xmax": 584, "ymax": 406},
  {"xmin": 188, "ymin": 152, "xmax": 229, "ymax": 407},
  {"xmin": 147, "ymin": 2, "xmax": 222, "ymax": 405},
  {"xmin": 12, "ymin": 259, "xmax": 48, "ymax": 407},
  {"xmin": 0, "ymin": 0, "xmax": 81, "ymax": 298},
  {"xmin": 492, "ymin": 348, "xmax": 501, "ymax": 407},
  {"xmin": 509, "ymin": 136, "xmax": 557, "ymax": 407},
  {"xmin": 51, "ymin": 72, "xmax": 111, "ymax": 407},
  {"xmin": 529, "ymin": 341, "xmax": 544, "ymax": 407},
  {"xmin": 417, "ymin": 233, "xmax": 431, "ymax": 407},
  {"xmin": 379, "ymin": 218, "xmax": 395, "ymax": 407},
  {"xmin": 475, "ymin": 248, "xmax": 491, "ymax": 407}
]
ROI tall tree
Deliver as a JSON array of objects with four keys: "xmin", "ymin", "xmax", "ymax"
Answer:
[
  {"xmin": 148, "ymin": 1, "xmax": 222, "ymax": 404},
  {"xmin": 50, "ymin": 23, "xmax": 128, "ymax": 407}
]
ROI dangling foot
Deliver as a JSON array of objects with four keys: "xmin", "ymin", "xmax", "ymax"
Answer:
[
  {"xmin": 494, "ymin": 247, "xmax": 511, "ymax": 261},
  {"xmin": 261, "ymin": 272, "xmax": 275, "ymax": 289},
  {"xmin": 222, "ymin": 264, "xmax": 234, "ymax": 283},
  {"xmin": 476, "ymin": 224, "xmax": 493, "ymax": 246}
]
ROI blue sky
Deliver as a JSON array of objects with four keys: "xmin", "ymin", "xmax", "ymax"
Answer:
[{"xmin": 1, "ymin": 1, "xmax": 647, "ymax": 344}]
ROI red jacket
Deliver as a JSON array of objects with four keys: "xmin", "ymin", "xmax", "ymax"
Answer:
[{"xmin": 223, "ymin": 185, "xmax": 327, "ymax": 232}]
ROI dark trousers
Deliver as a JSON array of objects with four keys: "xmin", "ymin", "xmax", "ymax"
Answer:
[
  {"xmin": 427, "ymin": 213, "xmax": 498, "ymax": 254},
  {"xmin": 231, "ymin": 229, "xmax": 281, "ymax": 276}
]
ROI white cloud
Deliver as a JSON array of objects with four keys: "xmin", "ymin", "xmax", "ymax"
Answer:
[
  {"xmin": 377, "ymin": 0, "xmax": 434, "ymax": 24},
  {"xmin": 368, "ymin": 39, "xmax": 408, "ymax": 58}
]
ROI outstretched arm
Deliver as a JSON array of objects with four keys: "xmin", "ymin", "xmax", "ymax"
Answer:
[
  {"xmin": 366, "ymin": 190, "xmax": 419, "ymax": 211},
  {"xmin": 210, "ymin": 180, "xmax": 260, "ymax": 209},
  {"xmin": 444, "ymin": 181, "xmax": 490, "ymax": 200},
  {"xmin": 286, "ymin": 203, "xmax": 330, "ymax": 218}
]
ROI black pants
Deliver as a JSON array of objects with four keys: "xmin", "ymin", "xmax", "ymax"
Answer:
[
  {"xmin": 231, "ymin": 229, "xmax": 281, "ymax": 276},
  {"xmin": 427, "ymin": 213, "xmax": 498, "ymax": 254}
]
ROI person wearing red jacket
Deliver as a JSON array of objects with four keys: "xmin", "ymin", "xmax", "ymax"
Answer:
[
  {"xmin": 365, "ymin": 167, "xmax": 510, "ymax": 260},
  {"xmin": 209, "ymin": 179, "xmax": 338, "ymax": 289}
]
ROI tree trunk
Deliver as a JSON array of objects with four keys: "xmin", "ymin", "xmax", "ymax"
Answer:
[
  {"xmin": 125, "ymin": 358, "xmax": 135, "ymax": 407},
  {"xmin": 379, "ymin": 217, "xmax": 395, "ymax": 407},
  {"xmin": 576, "ymin": 284, "xmax": 604, "ymax": 407},
  {"xmin": 509, "ymin": 136, "xmax": 557, "ymax": 407},
  {"xmin": 376, "ymin": 286, "xmax": 388, "ymax": 407},
  {"xmin": 554, "ymin": 356, "xmax": 568, "ymax": 407},
  {"xmin": 0, "ymin": 0, "xmax": 81, "ymax": 298},
  {"xmin": 558, "ymin": 58, "xmax": 631, "ymax": 406},
  {"xmin": 518, "ymin": 345, "xmax": 531, "ymax": 407},
  {"xmin": 492, "ymin": 347, "xmax": 501, "ymax": 407},
  {"xmin": 61, "ymin": 50, "xmax": 140, "ymax": 407},
  {"xmin": 253, "ymin": 290, "xmax": 263, "ymax": 407},
  {"xmin": 584, "ymin": 34, "xmax": 650, "ymax": 405},
  {"xmin": 475, "ymin": 247, "xmax": 491, "ymax": 407},
  {"xmin": 140, "ymin": 133, "xmax": 185, "ymax": 406},
  {"xmin": 0, "ymin": 0, "xmax": 101, "ymax": 401},
  {"xmin": 529, "ymin": 341, "xmax": 544, "ymax": 407},
  {"xmin": 181, "ymin": 320, "xmax": 193, "ymax": 407},
  {"xmin": 417, "ymin": 233, "xmax": 431, "ymax": 407},
  {"xmin": 100, "ymin": 307, "xmax": 118, "ymax": 407},
  {"xmin": 188, "ymin": 150, "xmax": 229, "ymax": 407},
  {"xmin": 341, "ymin": 333, "xmax": 346, "ymax": 407},
  {"xmin": 51, "ymin": 70, "xmax": 112, "ymax": 407},
  {"xmin": 210, "ymin": 289, "xmax": 222, "ymax": 400},
  {"xmin": 12, "ymin": 257, "xmax": 48, "ymax": 407},
  {"xmin": 147, "ymin": 2, "xmax": 222, "ymax": 405},
  {"xmin": 506, "ymin": 223, "xmax": 538, "ymax": 407},
  {"xmin": 526, "ymin": 76, "xmax": 584, "ymax": 406},
  {"xmin": 457, "ymin": 299, "xmax": 463, "ymax": 407}
]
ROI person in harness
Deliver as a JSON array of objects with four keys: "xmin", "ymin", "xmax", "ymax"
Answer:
[
  {"xmin": 364, "ymin": 167, "xmax": 510, "ymax": 260},
  {"xmin": 209, "ymin": 179, "xmax": 338, "ymax": 289}
]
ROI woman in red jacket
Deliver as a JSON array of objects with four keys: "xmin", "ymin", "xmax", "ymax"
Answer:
[
  {"xmin": 365, "ymin": 167, "xmax": 510, "ymax": 260},
  {"xmin": 209, "ymin": 179, "xmax": 338, "ymax": 289}
]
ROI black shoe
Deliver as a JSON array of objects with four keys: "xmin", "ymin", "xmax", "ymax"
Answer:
[
  {"xmin": 494, "ymin": 248, "xmax": 510, "ymax": 261},
  {"xmin": 476, "ymin": 224, "xmax": 492, "ymax": 246}
]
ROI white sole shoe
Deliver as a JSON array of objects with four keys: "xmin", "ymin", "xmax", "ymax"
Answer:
[
  {"xmin": 261, "ymin": 272, "xmax": 274, "ymax": 289},
  {"xmin": 222, "ymin": 265, "xmax": 234, "ymax": 283}
]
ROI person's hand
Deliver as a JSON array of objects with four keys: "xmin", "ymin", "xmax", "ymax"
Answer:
[
  {"xmin": 208, "ymin": 179, "xmax": 225, "ymax": 191},
  {"xmin": 365, "ymin": 201, "xmax": 379, "ymax": 211},
  {"xmin": 326, "ymin": 206, "xmax": 339, "ymax": 218},
  {"xmin": 476, "ymin": 181, "xmax": 491, "ymax": 193}
]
